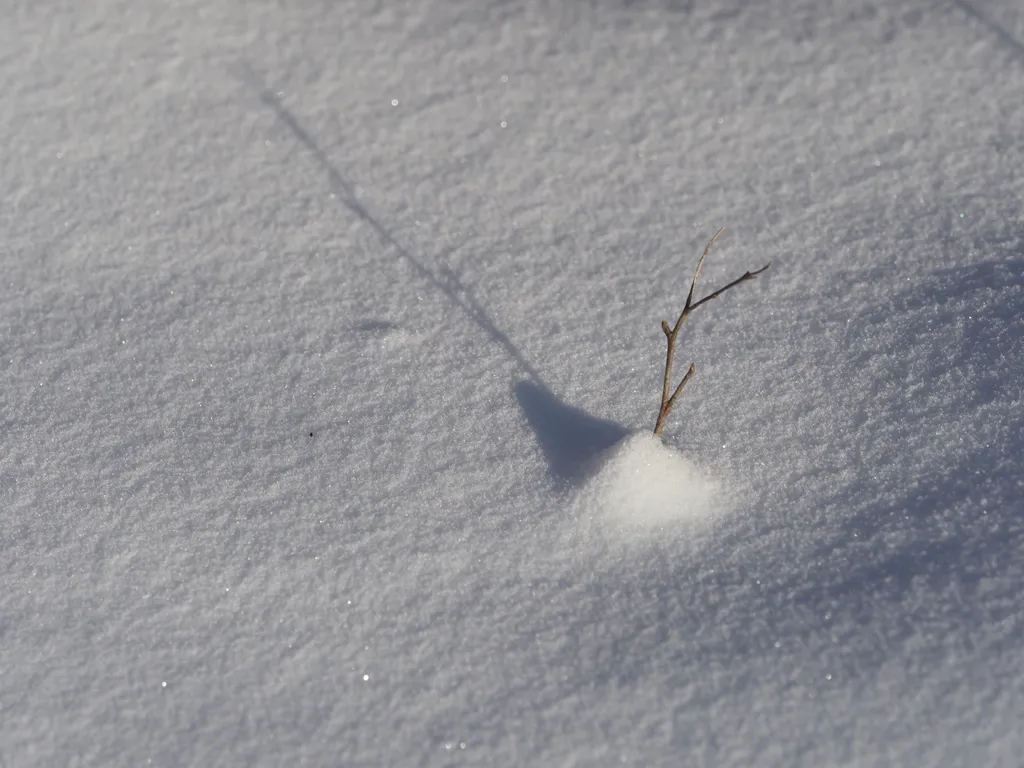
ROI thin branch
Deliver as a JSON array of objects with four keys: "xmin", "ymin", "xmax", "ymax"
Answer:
[
  {"xmin": 653, "ymin": 229, "xmax": 770, "ymax": 437},
  {"xmin": 682, "ymin": 226, "xmax": 724, "ymax": 318},
  {"xmin": 689, "ymin": 262, "xmax": 771, "ymax": 314},
  {"xmin": 665, "ymin": 362, "xmax": 696, "ymax": 413}
]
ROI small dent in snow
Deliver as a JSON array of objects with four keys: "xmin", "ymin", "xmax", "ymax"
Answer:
[
  {"xmin": 353, "ymin": 319, "xmax": 414, "ymax": 349},
  {"xmin": 353, "ymin": 319, "xmax": 400, "ymax": 334}
]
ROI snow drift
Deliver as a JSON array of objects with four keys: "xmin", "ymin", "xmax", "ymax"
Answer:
[{"xmin": 574, "ymin": 431, "xmax": 719, "ymax": 533}]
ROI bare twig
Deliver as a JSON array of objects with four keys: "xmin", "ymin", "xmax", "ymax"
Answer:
[{"xmin": 653, "ymin": 228, "xmax": 770, "ymax": 437}]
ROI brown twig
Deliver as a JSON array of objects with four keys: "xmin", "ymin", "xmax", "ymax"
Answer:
[{"xmin": 653, "ymin": 228, "xmax": 770, "ymax": 437}]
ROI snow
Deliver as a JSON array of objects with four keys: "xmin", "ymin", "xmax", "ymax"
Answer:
[
  {"xmin": 2, "ymin": 0, "xmax": 1024, "ymax": 766},
  {"xmin": 573, "ymin": 431, "xmax": 720, "ymax": 532}
]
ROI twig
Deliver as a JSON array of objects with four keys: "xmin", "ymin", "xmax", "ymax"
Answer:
[{"xmin": 653, "ymin": 228, "xmax": 770, "ymax": 437}]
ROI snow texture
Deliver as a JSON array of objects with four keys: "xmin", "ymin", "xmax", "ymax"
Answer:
[
  {"xmin": 573, "ymin": 432, "xmax": 719, "ymax": 532},
  {"xmin": 2, "ymin": 0, "xmax": 1024, "ymax": 766}
]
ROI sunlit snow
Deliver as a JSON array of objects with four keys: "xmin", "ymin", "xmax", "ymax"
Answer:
[
  {"xmin": 3, "ymin": 1, "xmax": 1024, "ymax": 766},
  {"xmin": 575, "ymin": 432, "xmax": 719, "ymax": 532}
]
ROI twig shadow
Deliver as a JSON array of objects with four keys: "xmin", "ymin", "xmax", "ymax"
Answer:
[
  {"xmin": 954, "ymin": 0, "xmax": 1024, "ymax": 64},
  {"xmin": 238, "ymin": 65, "xmax": 631, "ymax": 480},
  {"xmin": 514, "ymin": 380, "xmax": 630, "ymax": 485},
  {"xmin": 237, "ymin": 65, "xmax": 545, "ymax": 381}
]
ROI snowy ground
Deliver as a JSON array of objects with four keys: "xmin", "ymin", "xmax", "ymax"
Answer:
[{"xmin": 3, "ymin": 1, "xmax": 1024, "ymax": 765}]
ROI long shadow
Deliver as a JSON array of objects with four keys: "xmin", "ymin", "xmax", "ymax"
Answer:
[
  {"xmin": 954, "ymin": 0, "xmax": 1024, "ymax": 64},
  {"xmin": 238, "ymin": 70, "xmax": 545, "ymax": 387},
  {"xmin": 240, "ymin": 68, "xmax": 628, "ymax": 480}
]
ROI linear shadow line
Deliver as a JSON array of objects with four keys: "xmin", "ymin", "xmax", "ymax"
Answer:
[
  {"xmin": 237, "ymin": 67, "xmax": 546, "ymax": 388},
  {"xmin": 238, "ymin": 67, "xmax": 635, "ymax": 483},
  {"xmin": 954, "ymin": 0, "xmax": 1024, "ymax": 63}
]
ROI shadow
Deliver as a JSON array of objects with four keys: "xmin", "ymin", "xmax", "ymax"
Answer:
[
  {"xmin": 514, "ymin": 380, "xmax": 630, "ymax": 484},
  {"xmin": 954, "ymin": 0, "xmax": 1024, "ymax": 64},
  {"xmin": 822, "ymin": 414, "xmax": 1023, "ymax": 600},
  {"xmin": 889, "ymin": 258, "xmax": 1024, "ymax": 311},
  {"xmin": 773, "ymin": 253, "xmax": 1024, "ymax": 623},
  {"xmin": 236, "ymin": 66, "xmax": 546, "ymax": 387},
  {"xmin": 238, "ymin": 67, "xmax": 630, "ymax": 478},
  {"xmin": 618, "ymin": 0, "xmax": 695, "ymax": 10},
  {"xmin": 351, "ymin": 319, "xmax": 400, "ymax": 334},
  {"xmin": 890, "ymin": 258, "xmax": 1024, "ymax": 410}
]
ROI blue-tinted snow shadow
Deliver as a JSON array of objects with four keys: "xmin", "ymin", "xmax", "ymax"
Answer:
[
  {"xmin": 806, "ymin": 257, "xmax": 1024, "ymax": 588},
  {"xmin": 887, "ymin": 257, "xmax": 1024, "ymax": 377},
  {"xmin": 514, "ymin": 380, "xmax": 629, "ymax": 485},
  {"xmin": 698, "ymin": 254, "xmax": 1024, "ymax": 666}
]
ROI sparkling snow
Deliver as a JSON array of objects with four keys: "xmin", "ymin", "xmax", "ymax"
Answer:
[{"xmin": 2, "ymin": 1, "xmax": 1024, "ymax": 766}]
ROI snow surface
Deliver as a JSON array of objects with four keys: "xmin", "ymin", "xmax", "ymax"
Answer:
[
  {"xmin": 573, "ymin": 431, "xmax": 719, "ymax": 532},
  {"xmin": 2, "ymin": 0, "xmax": 1024, "ymax": 765}
]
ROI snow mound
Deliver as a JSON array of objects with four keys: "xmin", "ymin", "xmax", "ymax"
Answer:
[{"xmin": 574, "ymin": 431, "xmax": 719, "ymax": 532}]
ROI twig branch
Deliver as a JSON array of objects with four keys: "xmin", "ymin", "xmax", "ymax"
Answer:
[{"xmin": 653, "ymin": 228, "xmax": 770, "ymax": 437}]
